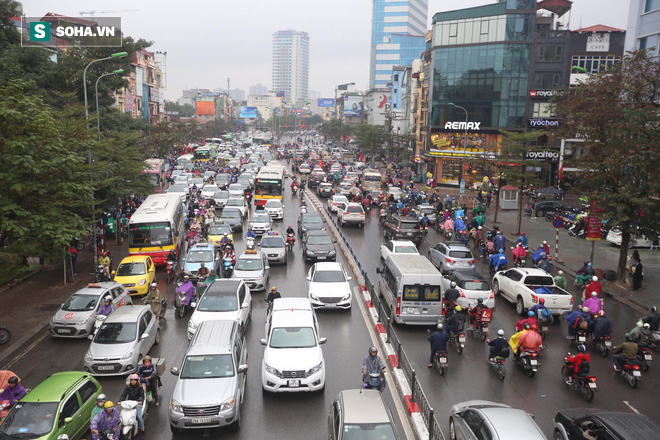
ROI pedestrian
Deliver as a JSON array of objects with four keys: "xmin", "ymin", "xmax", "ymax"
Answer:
[
  {"xmin": 68, "ymin": 245, "xmax": 78, "ymax": 276},
  {"xmin": 486, "ymin": 192, "xmax": 492, "ymax": 208},
  {"xmin": 632, "ymin": 259, "xmax": 643, "ymax": 290}
]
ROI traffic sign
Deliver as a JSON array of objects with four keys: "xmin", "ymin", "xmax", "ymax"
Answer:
[{"xmin": 552, "ymin": 217, "xmax": 564, "ymax": 229}]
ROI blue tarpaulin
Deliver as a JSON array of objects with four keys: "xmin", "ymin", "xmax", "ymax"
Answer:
[{"xmin": 534, "ymin": 286, "xmax": 554, "ymax": 295}]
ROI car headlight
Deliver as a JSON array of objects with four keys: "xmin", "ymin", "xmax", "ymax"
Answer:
[
  {"xmin": 219, "ymin": 396, "xmax": 235, "ymax": 412},
  {"xmin": 310, "ymin": 294, "xmax": 319, "ymax": 301},
  {"xmin": 170, "ymin": 399, "xmax": 183, "ymax": 414},
  {"xmin": 256, "ymin": 274, "xmax": 264, "ymax": 281},
  {"xmin": 84, "ymin": 350, "xmax": 93, "ymax": 361},
  {"xmin": 306, "ymin": 250, "xmax": 316, "ymax": 256},
  {"xmin": 188, "ymin": 320, "xmax": 198, "ymax": 330},
  {"xmin": 341, "ymin": 294, "xmax": 351, "ymax": 301},
  {"xmin": 308, "ymin": 362, "xmax": 323, "ymax": 376},
  {"xmin": 328, "ymin": 250, "xmax": 336, "ymax": 256},
  {"xmin": 138, "ymin": 278, "xmax": 147, "ymax": 286},
  {"xmin": 265, "ymin": 365, "xmax": 281, "ymax": 378},
  {"xmin": 77, "ymin": 315, "xmax": 92, "ymax": 325},
  {"xmin": 121, "ymin": 350, "xmax": 134, "ymax": 360}
]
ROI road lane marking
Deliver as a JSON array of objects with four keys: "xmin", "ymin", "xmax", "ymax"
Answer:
[
  {"xmin": 2, "ymin": 327, "xmax": 49, "ymax": 369},
  {"xmin": 623, "ymin": 401, "xmax": 641, "ymax": 414}
]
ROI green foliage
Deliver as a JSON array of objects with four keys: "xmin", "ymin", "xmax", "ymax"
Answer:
[{"xmin": 319, "ymin": 119, "xmax": 352, "ymax": 142}]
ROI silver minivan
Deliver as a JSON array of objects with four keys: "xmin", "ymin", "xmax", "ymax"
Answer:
[{"xmin": 169, "ymin": 320, "xmax": 248, "ymax": 434}]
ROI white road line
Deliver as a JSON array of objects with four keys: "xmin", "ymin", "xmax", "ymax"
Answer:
[
  {"xmin": 623, "ymin": 400, "xmax": 641, "ymax": 414},
  {"xmin": 3, "ymin": 328, "xmax": 49, "ymax": 369}
]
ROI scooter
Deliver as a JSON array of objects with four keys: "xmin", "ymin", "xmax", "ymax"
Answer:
[
  {"xmin": 515, "ymin": 349, "xmax": 540, "ymax": 377},
  {"xmin": 379, "ymin": 209, "xmax": 387, "ymax": 224},
  {"xmin": 638, "ymin": 346, "xmax": 653, "ymax": 371},
  {"xmin": 444, "ymin": 228, "xmax": 454, "ymax": 241},
  {"xmin": 165, "ymin": 259, "xmax": 176, "ymax": 284},
  {"xmin": 246, "ymin": 236, "xmax": 255, "ymax": 250},
  {"xmin": 362, "ymin": 371, "xmax": 385, "ymax": 391},
  {"xmin": 0, "ymin": 325, "xmax": 10, "ymax": 345},
  {"xmin": 95, "ymin": 264, "xmax": 111, "ymax": 282},
  {"xmin": 489, "ymin": 357, "xmax": 506, "ymax": 380},
  {"xmin": 120, "ymin": 400, "xmax": 147, "ymax": 440},
  {"xmin": 93, "ymin": 315, "xmax": 108, "ymax": 336},
  {"xmin": 538, "ymin": 317, "xmax": 551, "ymax": 339},
  {"xmin": 450, "ymin": 331, "xmax": 466, "ymax": 354},
  {"xmin": 561, "ymin": 357, "xmax": 598, "ymax": 402},
  {"xmin": 97, "ymin": 428, "xmax": 118, "ymax": 440},
  {"xmin": 433, "ymin": 351, "xmax": 449, "ymax": 376},
  {"xmin": 592, "ymin": 335, "xmax": 612, "ymax": 357},
  {"xmin": 615, "ymin": 359, "xmax": 642, "ymax": 388},
  {"xmin": 174, "ymin": 282, "xmax": 197, "ymax": 319},
  {"xmin": 286, "ymin": 233, "xmax": 295, "ymax": 251},
  {"xmin": 222, "ymin": 256, "xmax": 234, "ymax": 278}
]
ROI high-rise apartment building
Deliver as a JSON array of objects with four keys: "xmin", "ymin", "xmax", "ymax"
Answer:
[
  {"xmin": 249, "ymin": 83, "xmax": 268, "ymax": 96},
  {"xmin": 625, "ymin": 0, "xmax": 660, "ymax": 57},
  {"xmin": 272, "ymin": 30, "xmax": 310, "ymax": 105},
  {"xmin": 369, "ymin": 0, "xmax": 429, "ymax": 88}
]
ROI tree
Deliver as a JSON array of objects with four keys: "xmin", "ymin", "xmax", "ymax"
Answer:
[
  {"xmin": 353, "ymin": 125, "xmax": 388, "ymax": 164},
  {"xmin": 555, "ymin": 50, "xmax": 660, "ymax": 281},
  {"xmin": 319, "ymin": 119, "xmax": 351, "ymax": 142}
]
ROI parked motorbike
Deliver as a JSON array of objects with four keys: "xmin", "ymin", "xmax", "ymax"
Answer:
[
  {"xmin": 174, "ymin": 282, "xmax": 197, "ymax": 319},
  {"xmin": 450, "ymin": 331, "xmax": 466, "ymax": 354},
  {"xmin": 561, "ymin": 356, "xmax": 598, "ymax": 402},
  {"xmin": 286, "ymin": 233, "xmax": 295, "ymax": 251},
  {"xmin": 615, "ymin": 358, "xmax": 642, "ymax": 388},
  {"xmin": 95, "ymin": 264, "xmax": 111, "ymax": 282},
  {"xmin": 515, "ymin": 349, "xmax": 540, "ymax": 377},
  {"xmin": 433, "ymin": 351, "xmax": 449, "ymax": 376},
  {"xmin": 489, "ymin": 357, "xmax": 506, "ymax": 380},
  {"xmin": 0, "ymin": 325, "xmax": 10, "ymax": 345},
  {"xmin": 362, "ymin": 371, "xmax": 385, "ymax": 391},
  {"xmin": 165, "ymin": 259, "xmax": 176, "ymax": 284},
  {"xmin": 591, "ymin": 335, "xmax": 612, "ymax": 357},
  {"xmin": 120, "ymin": 400, "xmax": 147, "ymax": 440}
]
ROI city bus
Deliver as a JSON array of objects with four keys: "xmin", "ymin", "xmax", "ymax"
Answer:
[
  {"xmin": 176, "ymin": 154, "xmax": 194, "ymax": 168},
  {"xmin": 128, "ymin": 193, "xmax": 185, "ymax": 266},
  {"xmin": 362, "ymin": 169, "xmax": 382, "ymax": 196},
  {"xmin": 144, "ymin": 158, "xmax": 167, "ymax": 193},
  {"xmin": 194, "ymin": 146, "xmax": 211, "ymax": 162},
  {"xmin": 254, "ymin": 166, "xmax": 284, "ymax": 208}
]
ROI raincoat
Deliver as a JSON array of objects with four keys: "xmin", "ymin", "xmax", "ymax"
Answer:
[
  {"xmin": 91, "ymin": 408, "xmax": 121, "ymax": 440},
  {"xmin": 509, "ymin": 329, "xmax": 528, "ymax": 354},
  {"xmin": 177, "ymin": 280, "xmax": 196, "ymax": 304}
]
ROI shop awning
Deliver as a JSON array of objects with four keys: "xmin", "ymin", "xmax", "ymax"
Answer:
[{"xmin": 426, "ymin": 149, "xmax": 498, "ymax": 159}]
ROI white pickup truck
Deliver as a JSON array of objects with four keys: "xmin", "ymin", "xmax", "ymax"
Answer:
[{"xmin": 492, "ymin": 268, "xmax": 573, "ymax": 316}]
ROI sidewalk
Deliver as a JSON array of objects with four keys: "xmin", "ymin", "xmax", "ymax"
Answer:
[{"xmin": 0, "ymin": 238, "xmax": 129, "ymax": 366}]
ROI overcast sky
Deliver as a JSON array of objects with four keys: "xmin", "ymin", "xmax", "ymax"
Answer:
[{"xmin": 25, "ymin": 0, "xmax": 631, "ymax": 100}]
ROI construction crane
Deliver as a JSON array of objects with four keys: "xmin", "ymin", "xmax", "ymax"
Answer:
[{"xmin": 79, "ymin": 9, "xmax": 138, "ymax": 17}]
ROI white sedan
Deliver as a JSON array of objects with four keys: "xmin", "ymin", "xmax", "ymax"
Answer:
[
  {"xmin": 225, "ymin": 197, "xmax": 248, "ymax": 218},
  {"xmin": 328, "ymin": 195, "xmax": 348, "ymax": 213},
  {"xmin": 201, "ymin": 184, "xmax": 218, "ymax": 199},
  {"xmin": 380, "ymin": 240, "xmax": 419, "ymax": 261},
  {"xmin": 307, "ymin": 262, "xmax": 352, "ymax": 310}
]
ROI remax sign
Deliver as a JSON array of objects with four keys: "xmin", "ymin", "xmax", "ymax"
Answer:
[
  {"xmin": 529, "ymin": 90, "xmax": 556, "ymax": 98},
  {"xmin": 528, "ymin": 118, "xmax": 560, "ymax": 128},
  {"xmin": 444, "ymin": 121, "xmax": 481, "ymax": 130}
]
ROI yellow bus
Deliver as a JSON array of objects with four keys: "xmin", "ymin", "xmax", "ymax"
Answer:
[{"xmin": 254, "ymin": 166, "xmax": 284, "ymax": 208}]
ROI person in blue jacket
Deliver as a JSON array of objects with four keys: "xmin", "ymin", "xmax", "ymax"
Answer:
[
  {"xmin": 516, "ymin": 232, "xmax": 528, "ymax": 248},
  {"xmin": 532, "ymin": 245, "xmax": 547, "ymax": 264},
  {"xmin": 454, "ymin": 217, "xmax": 466, "ymax": 232},
  {"xmin": 489, "ymin": 249, "xmax": 508, "ymax": 272},
  {"xmin": 493, "ymin": 231, "xmax": 506, "ymax": 251}
]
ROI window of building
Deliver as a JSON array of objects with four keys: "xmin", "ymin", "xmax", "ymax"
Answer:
[
  {"xmin": 537, "ymin": 44, "xmax": 563, "ymax": 61},
  {"xmin": 639, "ymin": 36, "xmax": 648, "ymax": 50},
  {"xmin": 532, "ymin": 102, "xmax": 556, "ymax": 118},
  {"xmin": 571, "ymin": 55, "xmax": 621, "ymax": 74},
  {"xmin": 645, "ymin": 0, "xmax": 655, "ymax": 12},
  {"xmin": 534, "ymin": 72, "xmax": 561, "ymax": 89},
  {"xmin": 481, "ymin": 19, "xmax": 489, "ymax": 35}
]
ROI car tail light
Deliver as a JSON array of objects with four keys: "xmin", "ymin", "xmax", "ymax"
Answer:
[
  {"xmin": 468, "ymin": 259, "xmax": 476, "ymax": 264},
  {"xmin": 446, "ymin": 258, "xmax": 455, "ymax": 263},
  {"xmin": 396, "ymin": 226, "xmax": 400, "ymax": 231},
  {"xmin": 570, "ymin": 296, "xmax": 574, "ymax": 305},
  {"xmin": 396, "ymin": 297, "xmax": 401, "ymax": 316},
  {"xmin": 531, "ymin": 294, "xmax": 538, "ymax": 304},
  {"xmin": 489, "ymin": 290, "xmax": 494, "ymax": 299},
  {"xmin": 459, "ymin": 289, "xmax": 466, "ymax": 298}
]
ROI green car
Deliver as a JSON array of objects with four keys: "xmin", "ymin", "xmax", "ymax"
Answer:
[{"xmin": 0, "ymin": 371, "xmax": 102, "ymax": 440}]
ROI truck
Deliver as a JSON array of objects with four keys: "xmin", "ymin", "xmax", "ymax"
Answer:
[
  {"xmin": 341, "ymin": 152, "xmax": 354, "ymax": 164},
  {"xmin": 491, "ymin": 268, "xmax": 573, "ymax": 316}
]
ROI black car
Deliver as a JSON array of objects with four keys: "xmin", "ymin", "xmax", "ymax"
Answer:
[
  {"xmin": 302, "ymin": 230, "xmax": 336, "ymax": 262},
  {"xmin": 524, "ymin": 200, "xmax": 572, "ymax": 217},
  {"xmin": 308, "ymin": 171, "xmax": 327, "ymax": 189},
  {"xmin": 383, "ymin": 215, "xmax": 423, "ymax": 244},
  {"xmin": 298, "ymin": 212, "xmax": 325, "ymax": 236},
  {"xmin": 317, "ymin": 182, "xmax": 335, "ymax": 198},
  {"xmin": 219, "ymin": 208, "xmax": 243, "ymax": 231},
  {"xmin": 554, "ymin": 408, "xmax": 660, "ymax": 440}
]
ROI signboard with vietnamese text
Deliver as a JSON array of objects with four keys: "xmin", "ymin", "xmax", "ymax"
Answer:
[
  {"xmin": 586, "ymin": 198, "xmax": 603, "ymax": 241},
  {"xmin": 150, "ymin": 87, "xmax": 159, "ymax": 102}
]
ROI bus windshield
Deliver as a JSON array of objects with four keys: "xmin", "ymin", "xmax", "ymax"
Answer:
[
  {"xmin": 363, "ymin": 173, "xmax": 381, "ymax": 182},
  {"xmin": 129, "ymin": 222, "xmax": 173, "ymax": 247},
  {"xmin": 195, "ymin": 149, "xmax": 210, "ymax": 160},
  {"xmin": 255, "ymin": 180, "xmax": 283, "ymax": 196}
]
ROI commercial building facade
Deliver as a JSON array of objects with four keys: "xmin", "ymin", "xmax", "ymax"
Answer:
[
  {"xmin": 272, "ymin": 30, "xmax": 310, "ymax": 106},
  {"xmin": 625, "ymin": 0, "xmax": 660, "ymax": 56}
]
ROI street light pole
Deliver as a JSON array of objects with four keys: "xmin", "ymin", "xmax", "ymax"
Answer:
[
  {"xmin": 95, "ymin": 69, "xmax": 124, "ymax": 141},
  {"xmin": 449, "ymin": 102, "xmax": 468, "ymax": 193}
]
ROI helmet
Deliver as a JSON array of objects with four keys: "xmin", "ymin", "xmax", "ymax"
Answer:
[
  {"xmin": 455, "ymin": 306, "xmax": 462, "ymax": 312},
  {"xmin": 478, "ymin": 226, "xmax": 482, "ymax": 230},
  {"xmin": 450, "ymin": 281, "xmax": 457, "ymax": 288},
  {"xmin": 625, "ymin": 333, "xmax": 633, "ymax": 341},
  {"xmin": 8, "ymin": 376, "xmax": 19, "ymax": 385},
  {"xmin": 517, "ymin": 243, "xmax": 522, "ymax": 247},
  {"xmin": 588, "ymin": 262, "xmax": 592, "ymax": 267},
  {"xmin": 539, "ymin": 298, "xmax": 545, "ymax": 304},
  {"xmin": 437, "ymin": 323, "xmax": 444, "ymax": 330},
  {"xmin": 558, "ymin": 270, "xmax": 564, "ymax": 275},
  {"xmin": 644, "ymin": 323, "xmax": 651, "ymax": 329},
  {"xmin": 129, "ymin": 374, "xmax": 139, "ymax": 381},
  {"xmin": 271, "ymin": 287, "xmax": 277, "ymax": 291},
  {"xmin": 591, "ymin": 292, "xmax": 598, "ymax": 297},
  {"xmin": 104, "ymin": 297, "xmax": 112, "ymax": 303},
  {"xmin": 151, "ymin": 282, "xmax": 157, "ymax": 288},
  {"xmin": 522, "ymin": 232, "xmax": 526, "ymax": 236},
  {"xmin": 96, "ymin": 394, "xmax": 107, "ymax": 401},
  {"xmin": 592, "ymin": 276, "xmax": 598, "ymax": 282},
  {"xmin": 184, "ymin": 275, "xmax": 190, "ymax": 280},
  {"xmin": 582, "ymin": 306, "xmax": 590, "ymax": 313},
  {"xmin": 499, "ymin": 249, "xmax": 504, "ymax": 253},
  {"xmin": 144, "ymin": 355, "xmax": 152, "ymax": 362},
  {"xmin": 528, "ymin": 310, "xmax": 535, "ymax": 317},
  {"xmin": 288, "ymin": 225, "xmax": 292, "ymax": 228},
  {"xmin": 477, "ymin": 298, "xmax": 483, "ymax": 304},
  {"xmin": 497, "ymin": 329, "xmax": 505, "ymax": 336},
  {"xmin": 577, "ymin": 344, "xmax": 586, "ymax": 353},
  {"xmin": 531, "ymin": 324, "xmax": 538, "ymax": 331},
  {"xmin": 543, "ymin": 241, "xmax": 547, "ymax": 244},
  {"xmin": 104, "ymin": 401, "xmax": 114, "ymax": 409},
  {"xmin": 523, "ymin": 322, "xmax": 531, "ymax": 330},
  {"xmin": 369, "ymin": 346, "xmax": 378, "ymax": 355},
  {"xmin": 652, "ymin": 306, "xmax": 658, "ymax": 313}
]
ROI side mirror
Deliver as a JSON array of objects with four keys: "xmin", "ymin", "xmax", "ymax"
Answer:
[
  {"xmin": 141, "ymin": 332, "xmax": 150, "ymax": 340},
  {"xmin": 87, "ymin": 335, "xmax": 94, "ymax": 340},
  {"xmin": 260, "ymin": 338, "xmax": 267, "ymax": 346},
  {"xmin": 237, "ymin": 364, "xmax": 248, "ymax": 374},
  {"xmin": 319, "ymin": 337, "xmax": 328, "ymax": 345},
  {"xmin": 376, "ymin": 267, "xmax": 382, "ymax": 274},
  {"xmin": 64, "ymin": 417, "xmax": 73, "ymax": 424},
  {"xmin": 306, "ymin": 276, "xmax": 311, "ymax": 281},
  {"xmin": 170, "ymin": 367, "xmax": 180, "ymax": 376},
  {"xmin": 346, "ymin": 277, "xmax": 352, "ymax": 281},
  {"xmin": 242, "ymin": 302, "xmax": 249, "ymax": 309}
]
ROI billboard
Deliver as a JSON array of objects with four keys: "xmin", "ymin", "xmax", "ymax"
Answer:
[
  {"xmin": 318, "ymin": 98, "xmax": 335, "ymax": 107},
  {"xmin": 196, "ymin": 96, "xmax": 215, "ymax": 116},
  {"xmin": 239, "ymin": 106, "xmax": 258, "ymax": 119},
  {"xmin": 344, "ymin": 95, "xmax": 363, "ymax": 117}
]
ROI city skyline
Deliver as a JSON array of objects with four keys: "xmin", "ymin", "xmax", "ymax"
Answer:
[{"xmin": 272, "ymin": 29, "xmax": 310, "ymax": 105}]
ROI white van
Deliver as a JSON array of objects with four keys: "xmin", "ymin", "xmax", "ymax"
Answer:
[{"xmin": 377, "ymin": 254, "xmax": 444, "ymax": 325}]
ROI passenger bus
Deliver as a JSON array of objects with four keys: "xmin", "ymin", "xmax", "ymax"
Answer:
[
  {"xmin": 128, "ymin": 193, "xmax": 185, "ymax": 266},
  {"xmin": 194, "ymin": 146, "xmax": 211, "ymax": 162},
  {"xmin": 144, "ymin": 158, "xmax": 167, "ymax": 193},
  {"xmin": 176, "ymin": 154, "xmax": 194, "ymax": 168},
  {"xmin": 254, "ymin": 166, "xmax": 284, "ymax": 207},
  {"xmin": 362, "ymin": 169, "xmax": 382, "ymax": 196}
]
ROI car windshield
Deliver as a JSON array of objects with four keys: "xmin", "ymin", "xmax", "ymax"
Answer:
[
  {"xmin": 197, "ymin": 291, "xmax": 239, "ymax": 312},
  {"xmin": 168, "ymin": 184, "xmax": 186, "ymax": 192},
  {"xmin": 227, "ymin": 199, "xmax": 243, "ymax": 206},
  {"xmin": 209, "ymin": 225, "xmax": 231, "ymax": 236},
  {"xmin": 117, "ymin": 262, "xmax": 146, "ymax": 276},
  {"xmin": 191, "ymin": 178, "xmax": 204, "ymax": 186},
  {"xmin": 0, "ymin": 402, "xmax": 59, "ymax": 437},
  {"xmin": 307, "ymin": 235, "xmax": 333, "ymax": 245},
  {"xmin": 420, "ymin": 207, "xmax": 434, "ymax": 214},
  {"xmin": 213, "ymin": 191, "xmax": 229, "ymax": 199},
  {"xmin": 342, "ymin": 423, "xmax": 397, "ymax": 440},
  {"xmin": 269, "ymin": 327, "xmax": 316, "ymax": 348},
  {"xmin": 303, "ymin": 215, "xmax": 323, "ymax": 224},
  {"xmin": 394, "ymin": 245, "xmax": 417, "ymax": 254},
  {"xmin": 216, "ymin": 174, "xmax": 230, "ymax": 182},
  {"xmin": 463, "ymin": 280, "xmax": 490, "ymax": 290},
  {"xmin": 202, "ymin": 185, "xmax": 218, "ymax": 192},
  {"xmin": 335, "ymin": 196, "xmax": 348, "ymax": 202},
  {"xmin": 221, "ymin": 210, "xmax": 241, "ymax": 219},
  {"xmin": 235, "ymin": 258, "xmax": 263, "ymax": 271},
  {"xmin": 95, "ymin": 322, "xmax": 137, "ymax": 344},
  {"xmin": 63, "ymin": 294, "xmax": 98, "ymax": 311},
  {"xmin": 261, "ymin": 238, "xmax": 284, "ymax": 248},
  {"xmin": 313, "ymin": 270, "xmax": 345, "ymax": 283},
  {"xmin": 252, "ymin": 214, "xmax": 270, "ymax": 223},
  {"xmin": 181, "ymin": 355, "xmax": 235, "ymax": 379},
  {"xmin": 229, "ymin": 184, "xmax": 243, "ymax": 191},
  {"xmin": 448, "ymin": 251, "xmax": 473, "ymax": 259},
  {"xmin": 187, "ymin": 250, "xmax": 214, "ymax": 263},
  {"xmin": 265, "ymin": 200, "xmax": 282, "ymax": 208}
]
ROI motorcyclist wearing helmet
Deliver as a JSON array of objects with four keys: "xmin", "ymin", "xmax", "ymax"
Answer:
[
  {"xmin": 266, "ymin": 287, "xmax": 281, "ymax": 313},
  {"xmin": 91, "ymin": 394, "xmax": 107, "ymax": 419},
  {"xmin": 0, "ymin": 376, "xmax": 26, "ymax": 407},
  {"xmin": 96, "ymin": 297, "xmax": 115, "ymax": 317},
  {"xmin": 567, "ymin": 307, "xmax": 592, "ymax": 339},
  {"xmin": 144, "ymin": 282, "xmax": 163, "ymax": 322},
  {"xmin": 468, "ymin": 298, "xmax": 490, "ymax": 328},
  {"xmin": 532, "ymin": 245, "xmax": 547, "ymax": 265},
  {"xmin": 515, "ymin": 232, "xmax": 528, "ymax": 248},
  {"xmin": 444, "ymin": 281, "xmax": 460, "ymax": 315},
  {"xmin": 529, "ymin": 297, "xmax": 554, "ymax": 323},
  {"xmin": 629, "ymin": 322, "xmax": 654, "ymax": 347},
  {"xmin": 286, "ymin": 225, "xmax": 295, "ymax": 236},
  {"xmin": 361, "ymin": 347, "xmax": 386, "ymax": 390},
  {"xmin": 245, "ymin": 227, "xmax": 256, "ymax": 239},
  {"xmin": 98, "ymin": 251, "xmax": 111, "ymax": 274},
  {"xmin": 493, "ymin": 231, "xmax": 506, "ymax": 251},
  {"xmin": 518, "ymin": 323, "xmax": 542, "ymax": 358},
  {"xmin": 642, "ymin": 306, "xmax": 660, "ymax": 331},
  {"xmin": 613, "ymin": 334, "xmax": 639, "ymax": 372},
  {"xmin": 487, "ymin": 329, "xmax": 509, "ymax": 362},
  {"xmin": 137, "ymin": 356, "xmax": 159, "ymax": 406},
  {"xmin": 515, "ymin": 310, "xmax": 539, "ymax": 332},
  {"xmin": 584, "ymin": 276, "xmax": 602, "ymax": 299},
  {"xmin": 554, "ymin": 270, "xmax": 567, "ymax": 290},
  {"xmin": 512, "ymin": 243, "xmax": 526, "ymax": 264},
  {"xmin": 582, "ymin": 291, "xmax": 603, "ymax": 315},
  {"xmin": 445, "ymin": 305, "xmax": 467, "ymax": 335},
  {"xmin": 427, "ymin": 323, "xmax": 450, "ymax": 367},
  {"xmin": 119, "ymin": 374, "xmax": 145, "ymax": 433},
  {"xmin": 91, "ymin": 401, "xmax": 120, "ymax": 440},
  {"xmin": 509, "ymin": 323, "xmax": 530, "ymax": 360},
  {"xmin": 219, "ymin": 233, "xmax": 232, "ymax": 250},
  {"xmin": 537, "ymin": 254, "xmax": 553, "ymax": 273},
  {"xmin": 565, "ymin": 344, "xmax": 590, "ymax": 384},
  {"xmin": 489, "ymin": 248, "xmax": 508, "ymax": 272},
  {"xmin": 592, "ymin": 310, "xmax": 613, "ymax": 341}
]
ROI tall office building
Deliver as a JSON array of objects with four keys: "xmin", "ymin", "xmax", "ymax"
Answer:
[
  {"xmin": 249, "ymin": 83, "xmax": 268, "ymax": 96},
  {"xmin": 369, "ymin": 0, "xmax": 429, "ymax": 88},
  {"xmin": 625, "ymin": 0, "xmax": 660, "ymax": 57},
  {"xmin": 272, "ymin": 30, "xmax": 310, "ymax": 105}
]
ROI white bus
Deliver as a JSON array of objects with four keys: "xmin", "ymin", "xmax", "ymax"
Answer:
[
  {"xmin": 254, "ymin": 166, "xmax": 284, "ymax": 208},
  {"xmin": 362, "ymin": 169, "xmax": 382, "ymax": 195},
  {"xmin": 176, "ymin": 154, "xmax": 194, "ymax": 167},
  {"xmin": 128, "ymin": 193, "xmax": 185, "ymax": 266}
]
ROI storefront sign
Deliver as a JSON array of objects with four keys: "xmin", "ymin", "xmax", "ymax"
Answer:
[
  {"xmin": 150, "ymin": 87, "xmax": 159, "ymax": 102},
  {"xmin": 444, "ymin": 121, "xmax": 481, "ymax": 130},
  {"xmin": 586, "ymin": 217, "xmax": 602, "ymax": 241},
  {"xmin": 525, "ymin": 150, "xmax": 559, "ymax": 161},
  {"xmin": 529, "ymin": 90, "xmax": 556, "ymax": 98},
  {"xmin": 528, "ymin": 118, "xmax": 560, "ymax": 128},
  {"xmin": 586, "ymin": 33, "xmax": 610, "ymax": 52}
]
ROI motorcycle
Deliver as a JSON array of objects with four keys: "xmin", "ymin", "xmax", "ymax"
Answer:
[
  {"xmin": 489, "ymin": 357, "xmax": 506, "ymax": 380},
  {"xmin": 515, "ymin": 349, "xmax": 540, "ymax": 377},
  {"xmin": 174, "ymin": 282, "xmax": 197, "ymax": 319},
  {"xmin": 444, "ymin": 228, "xmax": 454, "ymax": 241},
  {"xmin": 120, "ymin": 400, "xmax": 147, "ymax": 440},
  {"xmin": 291, "ymin": 185, "xmax": 299, "ymax": 196},
  {"xmin": 286, "ymin": 233, "xmax": 295, "ymax": 251},
  {"xmin": 591, "ymin": 335, "xmax": 612, "ymax": 357},
  {"xmin": 638, "ymin": 346, "xmax": 653, "ymax": 371},
  {"xmin": 489, "ymin": 263, "xmax": 507, "ymax": 275},
  {"xmin": 574, "ymin": 329, "xmax": 588, "ymax": 347},
  {"xmin": 97, "ymin": 428, "xmax": 119, "ymax": 440},
  {"xmin": 93, "ymin": 314, "xmax": 108, "ymax": 336},
  {"xmin": 433, "ymin": 351, "xmax": 449, "ymax": 376},
  {"xmin": 538, "ymin": 317, "xmax": 551, "ymax": 339},
  {"xmin": 362, "ymin": 371, "xmax": 384, "ymax": 391},
  {"xmin": 71, "ymin": 237, "xmax": 86, "ymax": 251},
  {"xmin": 0, "ymin": 325, "xmax": 10, "ymax": 345},
  {"xmin": 469, "ymin": 311, "xmax": 491, "ymax": 342},
  {"xmin": 245, "ymin": 193, "xmax": 253, "ymax": 205},
  {"xmin": 246, "ymin": 236, "xmax": 255, "ymax": 250},
  {"xmin": 379, "ymin": 209, "xmax": 387, "ymax": 224},
  {"xmin": 144, "ymin": 298, "xmax": 167, "ymax": 321},
  {"xmin": 95, "ymin": 264, "xmax": 111, "ymax": 282},
  {"xmin": 165, "ymin": 259, "xmax": 176, "ymax": 284},
  {"xmin": 615, "ymin": 359, "xmax": 642, "ymax": 388},
  {"xmin": 222, "ymin": 256, "xmax": 235, "ymax": 278},
  {"xmin": 450, "ymin": 331, "xmax": 466, "ymax": 354},
  {"xmin": 561, "ymin": 357, "xmax": 598, "ymax": 402}
]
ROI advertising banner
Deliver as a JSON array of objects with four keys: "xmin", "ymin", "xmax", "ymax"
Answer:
[
  {"xmin": 318, "ymin": 98, "xmax": 335, "ymax": 107},
  {"xmin": 135, "ymin": 67, "xmax": 143, "ymax": 96},
  {"xmin": 196, "ymin": 100, "xmax": 215, "ymax": 116},
  {"xmin": 344, "ymin": 96, "xmax": 363, "ymax": 117},
  {"xmin": 150, "ymin": 86, "xmax": 159, "ymax": 102},
  {"xmin": 125, "ymin": 91, "xmax": 133, "ymax": 113},
  {"xmin": 239, "ymin": 106, "xmax": 258, "ymax": 119},
  {"xmin": 587, "ymin": 198, "xmax": 603, "ymax": 241}
]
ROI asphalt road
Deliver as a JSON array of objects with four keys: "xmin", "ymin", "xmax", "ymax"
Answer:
[
  {"xmin": 317, "ymin": 189, "xmax": 659, "ymax": 437},
  {"xmin": 2, "ymin": 189, "xmax": 407, "ymax": 439}
]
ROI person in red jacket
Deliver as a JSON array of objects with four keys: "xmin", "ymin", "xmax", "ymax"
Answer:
[
  {"xmin": 515, "ymin": 311, "xmax": 539, "ymax": 332},
  {"xmin": 565, "ymin": 344, "xmax": 590, "ymax": 384},
  {"xmin": 518, "ymin": 324, "xmax": 543, "ymax": 354},
  {"xmin": 584, "ymin": 276, "xmax": 602, "ymax": 298}
]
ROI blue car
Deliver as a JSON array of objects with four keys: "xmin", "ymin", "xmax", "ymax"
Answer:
[{"xmin": 183, "ymin": 242, "xmax": 219, "ymax": 281}]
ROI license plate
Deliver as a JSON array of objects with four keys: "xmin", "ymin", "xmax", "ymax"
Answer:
[
  {"xmin": 588, "ymin": 382, "xmax": 597, "ymax": 388},
  {"xmin": 97, "ymin": 366, "xmax": 114, "ymax": 371},
  {"xmin": 191, "ymin": 418, "xmax": 212, "ymax": 424},
  {"xmin": 459, "ymin": 336, "xmax": 465, "ymax": 343},
  {"xmin": 407, "ymin": 232, "xmax": 412, "ymax": 236},
  {"xmin": 530, "ymin": 359, "xmax": 538, "ymax": 365},
  {"xmin": 288, "ymin": 380, "xmax": 300, "ymax": 388},
  {"xmin": 578, "ymin": 336, "xmax": 586, "ymax": 342},
  {"xmin": 439, "ymin": 357, "xmax": 447, "ymax": 364},
  {"xmin": 57, "ymin": 329, "xmax": 72, "ymax": 334},
  {"xmin": 542, "ymin": 326, "xmax": 548, "ymax": 332},
  {"xmin": 645, "ymin": 354, "xmax": 652, "ymax": 361},
  {"xmin": 633, "ymin": 370, "xmax": 641, "ymax": 377},
  {"xmin": 605, "ymin": 341, "xmax": 612, "ymax": 347},
  {"xmin": 482, "ymin": 326, "xmax": 488, "ymax": 333},
  {"xmin": 317, "ymin": 256, "xmax": 326, "ymax": 260},
  {"xmin": 325, "ymin": 303, "xmax": 336, "ymax": 307}
]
